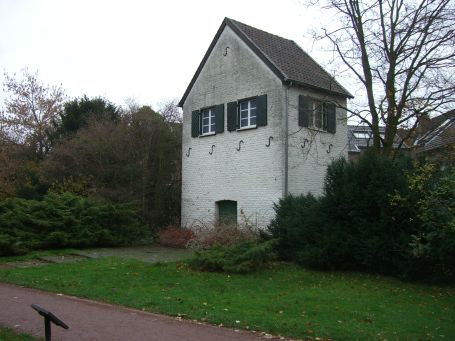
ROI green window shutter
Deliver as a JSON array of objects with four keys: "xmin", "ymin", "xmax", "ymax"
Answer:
[
  {"xmin": 298, "ymin": 95, "xmax": 311, "ymax": 127},
  {"xmin": 214, "ymin": 104, "xmax": 224, "ymax": 133},
  {"xmin": 325, "ymin": 102, "xmax": 336, "ymax": 134},
  {"xmin": 227, "ymin": 102, "xmax": 237, "ymax": 132},
  {"xmin": 256, "ymin": 94, "xmax": 267, "ymax": 127},
  {"xmin": 191, "ymin": 110, "xmax": 200, "ymax": 137}
]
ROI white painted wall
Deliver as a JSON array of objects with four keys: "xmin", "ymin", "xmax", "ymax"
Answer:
[
  {"xmin": 287, "ymin": 88, "xmax": 348, "ymax": 196},
  {"xmin": 181, "ymin": 26, "xmax": 285, "ymax": 229},
  {"xmin": 181, "ymin": 26, "xmax": 348, "ymax": 229}
]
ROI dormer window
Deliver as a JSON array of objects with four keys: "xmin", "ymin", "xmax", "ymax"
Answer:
[
  {"xmin": 201, "ymin": 108, "xmax": 216, "ymax": 135},
  {"xmin": 239, "ymin": 99, "xmax": 257, "ymax": 129}
]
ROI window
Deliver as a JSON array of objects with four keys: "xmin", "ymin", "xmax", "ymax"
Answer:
[
  {"xmin": 299, "ymin": 96, "xmax": 336, "ymax": 133},
  {"xmin": 201, "ymin": 108, "xmax": 215, "ymax": 135},
  {"xmin": 191, "ymin": 104, "xmax": 224, "ymax": 137},
  {"xmin": 239, "ymin": 99, "xmax": 257, "ymax": 128},
  {"xmin": 309, "ymin": 101, "xmax": 329, "ymax": 131},
  {"xmin": 227, "ymin": 95, "xmax": 267, "ymax": 131}
]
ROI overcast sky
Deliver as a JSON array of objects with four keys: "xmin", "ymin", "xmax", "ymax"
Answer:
[{"xmin": 0, "ymin": 0, "xmax": 353, "ymax": 109}]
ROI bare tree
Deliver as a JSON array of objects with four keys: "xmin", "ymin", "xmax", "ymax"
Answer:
[
  {"xmin": 0, "ymin": 69, "xmax": 66, "ymax": 159},
  {"xmin": 310, "ymin": 0, "xmax": 455, "ymax": 155},
  {"xmin": 158, "ymin": 99, "xmax": 183, "ymax": 124}
]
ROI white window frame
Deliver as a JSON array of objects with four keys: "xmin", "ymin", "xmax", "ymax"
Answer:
[
  {"xmin": 309, "ymin": 101, "xmax": 328, "ymax": 132},
  {"xmin": 201, "ymin": 108, "xmax": 215, "ymax": 135},
  {"xmin": 239, "ymin": 99, "xmax": 257, "ymax": 129}
]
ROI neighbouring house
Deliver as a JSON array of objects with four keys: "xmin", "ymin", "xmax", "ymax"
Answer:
[
  {"xmin": 179, "ymin": 18, "xmax": 352, "ymax": 229},
  {"xmin": 413, "ymin": 110, "xmax": 455, "ymax": 166},
  {"xmin": 347, "ymin": 125, "xmax": 409, "ymax": 161}
]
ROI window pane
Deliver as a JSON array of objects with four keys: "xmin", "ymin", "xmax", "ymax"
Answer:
[
  {"xmin": 250, "ymin": 99, "xmax": 256, "ymax": 109},
  {"xmin": 240, "ymin": 102, "xmax": 248, "ymax": 110},
  {"xmin": 240, "ymin": 111, "xmax": 248, "ymax": 120},
  {"xmin": 353, "ymin": 132, "xmax": 370, "ymax": 139},
  {"xmin": 202, "ymin": 126, "xmax": 209, "ymax": 133},
  {"xmin": 250, "ymin": 107, "xmax": 256, "ymax": 117},
  {"xmin": 240, "ymin": 118, "xmax": 248, "ymax": 127},
  {"xmin": 210, "ymin": 123, "xmax": 215, "ymax": 132},
  {"xmin": 315, "ymin": 115, "xmax": 322, "ymax": 129},
  {"xmin": 250, "ymin": 116, "xmax": 256, "ymax": 126}
]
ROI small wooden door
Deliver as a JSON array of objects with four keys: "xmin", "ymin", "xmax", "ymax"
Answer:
[{"xmin": 217, "ymin": 200, "xmax": 237, "ymax": 225}]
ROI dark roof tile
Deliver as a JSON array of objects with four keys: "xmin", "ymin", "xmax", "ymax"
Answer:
[
  {"xmin": 179, "ymin": 18, "xmax": 352, "ymax": 106},
  {"xmin": 229, "ymin": 19, "xmax": 352, "ymax": 98}
]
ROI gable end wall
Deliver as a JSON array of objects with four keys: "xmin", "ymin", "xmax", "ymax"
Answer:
[{"xmin": 181, "ymin": 26, "xmax": 285, "ymax": 228}]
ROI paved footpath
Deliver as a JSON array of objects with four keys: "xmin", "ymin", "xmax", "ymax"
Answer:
[{"xmin": 0, "ymin": 283, "xmax": 284, "ymax": 341}]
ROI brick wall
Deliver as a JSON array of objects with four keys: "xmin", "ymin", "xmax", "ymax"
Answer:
[
  {"xmin": 181, "ymin": 26, "xmax": 284, "ymax": 229},
  {"xmin": 181, "ymin": 25, "xmax": 348, "ymax": 229},
  {"xmin": 287, "ymin": 87, "xmax": 348, "ymax": 196}
]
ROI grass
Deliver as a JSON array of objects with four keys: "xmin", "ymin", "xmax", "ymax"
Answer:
[
  {"xmin": 0, "ymin": 257, "xmax": 453, "ymax": 340},
  {"xmin": 0, "ymin": 328, "xmax": 41, "ymax": 341}
]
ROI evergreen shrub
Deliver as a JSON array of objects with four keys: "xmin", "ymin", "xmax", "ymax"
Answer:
[
  {"xmin": 0, "ymin": 192, "xmax": 148, "ymax": 256},
  {"xmin": 268, "ymin": 150, "xmax": 455, "ymax": 281},
  {"xmin": 188, "ymin": 240, "xmax": 276, "ymax": 273}
]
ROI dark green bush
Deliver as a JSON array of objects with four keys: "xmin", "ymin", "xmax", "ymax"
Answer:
[
  {"xmin": 268, "ymin": 150, "xmax": 454, "ymax": 281},
  {"xmin": 0, "ymin": 192, "xmax": 149, "ymax": 256},
  {"xmin": 188, "ymin": 240, "xmax": 276, "ymax": 273},
  {"xmin": 392, "ymin": 164, "xmax": 455, "ymax": 281}
]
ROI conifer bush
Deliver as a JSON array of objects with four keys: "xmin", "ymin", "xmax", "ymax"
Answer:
[
  {"xmin": 0, "ymin": 192, "xmax": 148, "ymax": 256},
  {"xmin": 188, "ymin": 240, "xmax": 276, "ymax": 273},
  {"xmin": 268, "ymin": 150, "xmax": 455, "ymax": 282}
]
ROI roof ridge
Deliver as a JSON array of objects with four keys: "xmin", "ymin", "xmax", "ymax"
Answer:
[
  {"xmin": 179, "ymin": 17, "xmax": 353, "ymax": 106},
  {"xmin": 225, "ymin": 18, "xmax": 289, "ymax": 80},
  {"xmin": 226, "ymin": 17, "xmax": 352, "ymax": 98},
  {"xmin": 226, "ymin": 18, "xmax": 297, "ymax": 43}
]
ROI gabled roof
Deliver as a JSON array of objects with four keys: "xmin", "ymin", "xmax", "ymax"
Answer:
[
  {"xmin": 414, "ymin": 110, "xmax": 455, "ymax": 152},
  {"xmin": 179, "ymin": 18, "xmax": 353, "ymax": 107}
]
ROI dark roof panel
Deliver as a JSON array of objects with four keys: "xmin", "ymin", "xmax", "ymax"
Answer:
[
  {"xmin": 415, "ymin": 110, "xmax": 455, "ymax": 152},
  {"xmin": 179, "ymin": 18, "xmax": 352, "ymax": 107},
  {"xmin": 228, "ymin": 19, "xmax": 352, "ymax": 98}
]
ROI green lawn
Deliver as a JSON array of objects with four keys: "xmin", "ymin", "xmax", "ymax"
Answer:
[
  {"xmin": 0, "ymin": 257, "xmax": 453, "ymax": 340},
  {"xmin": 0, "ymin": 328, "xmax": 41, "ymax": 341}
]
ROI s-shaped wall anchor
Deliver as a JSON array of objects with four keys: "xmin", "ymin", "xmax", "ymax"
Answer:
[
  {"xmin": 223, "ymin": 46, "xmax": 230, "ymax": 56},
  {"xmin": 236, "ymin": 140, "xmax": 244, "ymax": 151}
]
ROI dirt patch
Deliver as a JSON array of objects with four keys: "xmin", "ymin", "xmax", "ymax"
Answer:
[
  {"xmin": 74, "ymin": 245, "xmax": 194, "ymax": 263},
  {"xmin": 39, "ymin": 254, "xmax": 88, "ymax": 264},
  {"xmin": 0, "ymin": 263, "xmax": 14, "ymax": 269},
  {"xmin": 1, "ymin": 245, "xmax": 193, "ymax": 269},
  {"xmin": 5, "ymin": 259, "xmax": 51, "ymax": 268}
]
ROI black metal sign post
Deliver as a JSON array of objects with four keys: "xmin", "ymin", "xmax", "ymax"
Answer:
[{"xmin": 31, "ymin": 304, "xmax": 69, "ymax": 341}]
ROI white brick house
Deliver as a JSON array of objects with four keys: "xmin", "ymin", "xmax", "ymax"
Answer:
[{"xmin": 179, "ymin": 18, "xmax": 352, "ymax": 229}]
